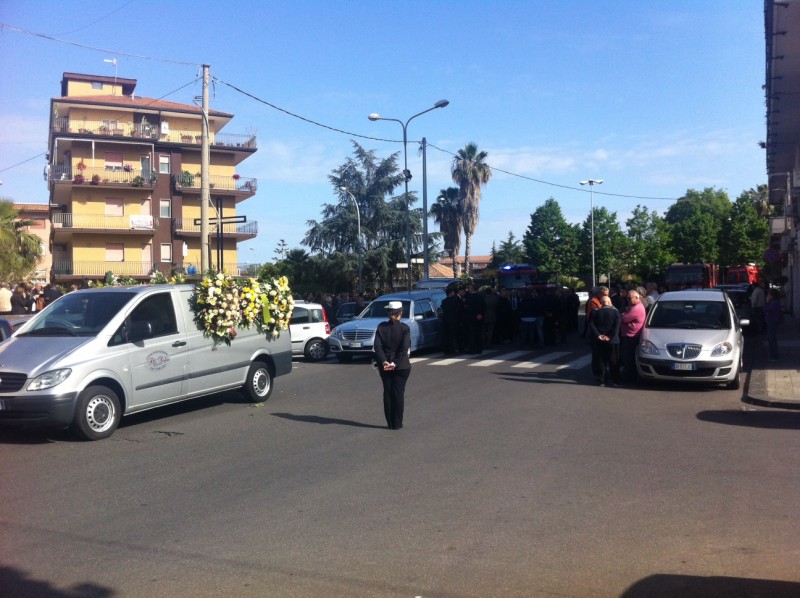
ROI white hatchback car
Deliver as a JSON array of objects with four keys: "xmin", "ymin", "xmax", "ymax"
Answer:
[
  {"xmin": 289, "ymin": 301, "xmax": 331, "ymax": 361},
  {"xmin": 636, "ymin": 289, "xmax": 748, "ymax": 389}
]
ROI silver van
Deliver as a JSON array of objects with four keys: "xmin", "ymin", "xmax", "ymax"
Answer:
[{"xmin": 0, "ymin": 285, "xmax": 292, "ymax": 440}]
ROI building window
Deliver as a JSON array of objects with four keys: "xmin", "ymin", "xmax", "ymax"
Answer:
[
  {"xmin": 160, "ymin": 199, "xmax": 171, "ymax": 218},
  {"xmin": 159, "ymin": 155, "xmax": 170, "ymax": 174},
  {"xmin": 106, "ymin": 243, "xmax": 124, "ymax": 262},
  {"xmin": 91, "ymin": 82, "xmax": 103, "ymax": 90},
  {"xmin": 105, "ymin": 151, "xmax": 123, "ymax": 171},
  {"xmin": 161, "ymin": 243, "xmax": 172, "ymax": 263},
  {"xmin": 105, "ymin": 198, "xmax": 124, "ymax": 217}
]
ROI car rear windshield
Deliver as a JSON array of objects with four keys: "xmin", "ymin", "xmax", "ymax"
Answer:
[{"xmin": 648, "ymin": 300, "xmax": 731, "ymax": 330}]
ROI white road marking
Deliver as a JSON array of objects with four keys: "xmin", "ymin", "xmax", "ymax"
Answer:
[
  {"xmin": 469, "ymin": 351, "xmax": 532, "ymax": 367},
  {"xmin": 511, "ymin": 352, "xmax": 570, "ymax": 369}
]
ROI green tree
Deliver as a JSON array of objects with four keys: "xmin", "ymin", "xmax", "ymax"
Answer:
[
  {"xmin": 577, "ymin": 206, "xmax": 627, "ymax": 284},
  {"xmin": 718, "ymin": 189, "xmax": 769, "ymax": 268},
  {"xmin": 303, "ymin": 141, "xmax": 413, "ymax": 291},
  {"xmin": 625, "ymin": 205, "xmax": 674, "ymax": 281},
  {"xmin": 451, "ymin": 142, "xmax": 492, "ymax": 277},
  {"xmin": 0, "ymin": 199, "xmax": 43, "ymax": 282},
  {"xmin": 273, "ymin": 239, "xmax": 289, "ymax": 262},
  {"xmin": 429, "ymin": 186, "xmax": 462, "ymax": 276},
  {"xmin": 522, "ymin": 198, "xmax": 579, "ymax": 277},
  {"xmin": 491, "ymin": 231, "xmax": 525, "ymax": 267},
  {"xmin": 664, "ymin": 188, "xmax": 732, "ymax": 264}
]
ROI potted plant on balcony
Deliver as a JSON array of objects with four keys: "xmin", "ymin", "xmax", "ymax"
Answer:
[
  {"xmin": 181, "ymin": 133, "xmax": 193, "ymax": 143},
  {"xmin": 73, "ymin": 174, "xmax": 85, "ymax": 184},
  {"xmin": 91, "ymin": 174, "xmax": 101, "ymax": 185},
  {"xmin": 178, "ymin": 171, "xmax": 194, "ymax": 187},
  {"xmin": 76, "ymin": 160, "xmax": 87, "ymax": 173},
  {"xmin": 131, "ymin": 176, "xmax": 145, "ymax": 187}
]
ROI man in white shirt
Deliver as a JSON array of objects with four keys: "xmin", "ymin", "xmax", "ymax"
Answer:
[{"xmin": 0, "ymin": 282, "xmax": 12, "ymax": 315}]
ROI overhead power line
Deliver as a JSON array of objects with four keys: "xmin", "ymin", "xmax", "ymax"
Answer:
[
  {"xmin": 0, "ymin": 22, "xmax": 200, "ymax": 66},
  {"xmin": 217, "ymin": 78, "xmax": 680, "ymax": 203}
]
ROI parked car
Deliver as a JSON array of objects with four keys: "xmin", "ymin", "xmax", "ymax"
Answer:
[
  {"xmin": 328, "ymin": 290, "xmax": 446, "ymax": 362},
  {"xmin": 714, "ymin": 284, "xmax": 752, "ymax": 325},
  {"xmin": 0, "ymin": 285, "xmax": 292, "ymax": 440},
  {"xmin": 289, "ymin": 301, "xmax": 330, "ymax": 361},
  {"xmin": 335, "ymin": 301, "xmax": 369, "ymax": 325},
  {"xmin": 636, "ymin": 289, "xmax": 748, "ymax": 389}
]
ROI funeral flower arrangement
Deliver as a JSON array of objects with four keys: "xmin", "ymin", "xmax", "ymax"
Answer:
[{"xmin": 193, "ymin": 272, "xmax": 294, "ymax": 347}]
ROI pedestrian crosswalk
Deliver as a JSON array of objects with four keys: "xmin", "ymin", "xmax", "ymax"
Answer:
[{"xmin": 407, "ymin": 348, "xmax": 592, "ymax": 371}]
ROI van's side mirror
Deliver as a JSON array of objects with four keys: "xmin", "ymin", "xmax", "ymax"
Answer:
[{"xmin": 128, "ymin": 320, "xmax": 154, "ymax": 342}]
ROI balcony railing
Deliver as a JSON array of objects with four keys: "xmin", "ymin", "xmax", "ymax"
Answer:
[
  {"xmin": 52, "ymin": 260, "xmax": 257, "ymax": 278},
  {"xmin": 173, "ymin": 173, "xmax": 257, "ymax": 193},
  {"xmin": 52, "ymin": 118, "xmax": 257, "ymax": 149},
  {"xmin": 64, "ymin": 166, "xmax": 157, "ymax": 187},
  {"xmin": 174, "ymin": 218, "xmax": 258, "ymax": 236},
  {"xmin": 52, "ymin": 261, "xmax": 157, "ymax": 277},
  {"xmin": 53, "ymin": 213, "xmax": 159, "ymax": 231}
]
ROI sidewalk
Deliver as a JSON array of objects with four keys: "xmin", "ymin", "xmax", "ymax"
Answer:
[{"xmin": 743, "ymin": 311, "xmax": 800, "ymax": 410}]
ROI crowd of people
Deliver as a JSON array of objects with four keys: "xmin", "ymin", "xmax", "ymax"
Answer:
[
  {"xmin": 0, "ymin": 281, "xmax": 67, "ymax": 316},
  {"xmin": 585, "ymin": 284, "xmax": 651, "ymax": 386},
  {"xmin": 440, "ymin": 282, "xmax": 583, "ymax": 356}
]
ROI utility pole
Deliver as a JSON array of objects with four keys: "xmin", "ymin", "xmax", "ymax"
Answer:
[{"xmin": 200, "ymin": 64, "xmax": 211, "ymax": 274}]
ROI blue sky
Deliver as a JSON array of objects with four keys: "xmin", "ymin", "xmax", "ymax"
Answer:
[{"xmin": 0, "ymin": 1, "xmax": 766, "ymax": 260}]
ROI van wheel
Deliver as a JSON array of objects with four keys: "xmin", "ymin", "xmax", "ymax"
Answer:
[
  {"xmin": 336, "ymin": 354, "xmax": 353, "ymax": 363},
  {"xmin": 72, "ymin": 385, "xmax": 121, "ymax": 441},
  {"xmin": 243, "ymin": 361, "xmax": 273, "ymax": 402},
  {"xmin": 304, "ymin": 338, "xmax": 329, "ymax": 362}
]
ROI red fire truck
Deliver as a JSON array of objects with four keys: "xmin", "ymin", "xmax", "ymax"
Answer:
[
  {"xmin": 663, "ymin": 263, "xmax": 719, "ymax": 291},
  {"xmin": 724, "ymin": 264, "xmax": 759, "ymax": 285}
]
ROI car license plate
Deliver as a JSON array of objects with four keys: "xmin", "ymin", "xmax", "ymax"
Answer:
[
  {"xmin": 350, "ymin": 342, "xmax": 362, "ymax": 349},
  {"xmin": 672, "ymin": 362, "xmax": 694, "ymax": 371}
]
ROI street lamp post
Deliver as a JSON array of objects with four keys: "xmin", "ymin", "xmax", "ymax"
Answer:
[
  {"xmin": 339, "ymin": 186, "xmax": 363, "ymax": 294},
  {"xmin": 369, "ymin": 99, "xmax": 449, "ymax": 290},
  {"xmin": 580, "ymin": 178, "xmax": 604, "ymax": 288}
]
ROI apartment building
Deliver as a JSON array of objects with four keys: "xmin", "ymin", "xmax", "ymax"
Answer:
[
  {"xmin": 46, "ymin": 72, "xmax": 258, "ymax": 285},
  {"xmin": 13, "ymin": 203, "xmax": 52, "ymax": 283}
]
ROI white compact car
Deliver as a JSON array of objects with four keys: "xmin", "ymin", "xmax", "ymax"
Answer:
[
  {"xmin": 636, "ymin": 289, "xmax": 748, "ymax": 389},
  {"xmin": 289, "ymin": 302, "xmax": 331, "ymax": 361}
]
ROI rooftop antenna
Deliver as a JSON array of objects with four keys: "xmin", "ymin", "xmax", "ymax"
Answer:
[{"xmin": 104, "ymin": 57, "xmax": 118, "ymax": 94}]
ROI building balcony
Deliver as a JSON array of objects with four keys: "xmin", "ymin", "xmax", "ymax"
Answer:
[
  {"xmin": 50, "ymin": 166, "xmax": 157, "ymax": 189},
  {"xmin": 52, "ymin": 260, "xmax": 158, "ymax": 278},
  {"xmin": 52, "ymin": 117, "xmax": 257, "ymax": 149},
  {"xmin": 173, "ymin": 218, "xmax": 258, "ymax": 240},
  {"xmin": 52, "ymin": 213, "xmax": 159, "ymax": 232},
  {"xmin": 173, "ymin": 173, "xmax": 257, "ymax": 195}
]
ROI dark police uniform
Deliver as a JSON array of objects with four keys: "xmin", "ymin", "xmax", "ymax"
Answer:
[{"xmin": 374, "ymin": 316, "xmax": 412, "ymax": 429}]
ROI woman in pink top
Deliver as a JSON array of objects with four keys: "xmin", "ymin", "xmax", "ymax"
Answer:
[{"xmin": 619, "ymin": 289, "xmax": 646, "ymax": 383}]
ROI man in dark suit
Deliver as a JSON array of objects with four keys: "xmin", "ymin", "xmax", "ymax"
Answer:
[
  {"xmin": 374, "ymin": 301, "xmax": 412, "ymax": 430},
  {"xmin": 464, "ymin": 283, "xmax": 487, "ymax": 354}
]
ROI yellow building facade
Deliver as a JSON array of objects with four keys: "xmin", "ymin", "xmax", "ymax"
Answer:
[{"xmin": 47, "ymin": 72, "xmax": 258, "ymax": 284}]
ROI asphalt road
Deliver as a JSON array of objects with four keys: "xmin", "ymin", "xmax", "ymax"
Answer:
[{"xmin": 2, "ymin": 335, "xmax": 800, "ymax": 597}]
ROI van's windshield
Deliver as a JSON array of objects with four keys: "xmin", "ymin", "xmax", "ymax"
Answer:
[{"xmin": 18, "ymin": 292, "xmax": 136, "ymax": 337}]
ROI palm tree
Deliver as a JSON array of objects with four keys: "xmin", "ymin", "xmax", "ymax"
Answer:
[
  {"xmin": 429, "ymin": 187, "xmax": 462, "ymax": 277},
  {"xmin": 0, "ymin": 200, "xmax": 43, "ymax": 281},
  {"xmin": 451, "ymin": 143, "xmax": 492, "ymax": 277}
]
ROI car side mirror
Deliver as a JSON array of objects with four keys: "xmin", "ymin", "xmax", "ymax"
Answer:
[
  {"xmin": 739, "ymin": 318, "xmax": 750, "ymax": 328},
  {"xmin": 414, "ymin": 314, "xmax": 424, "ymax": 321},
  {"xmin": 128, "ymin": 320, "xmax": 154, "ymax": 342}
]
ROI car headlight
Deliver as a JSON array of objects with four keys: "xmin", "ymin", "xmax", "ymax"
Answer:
[
  {"xmin": 332, "ymin": 329, "xmax": 343, "ymax": 340},
  {"xmin": 639, "ymin": 340, "xmax": 659, "ymax": 355},
  {"xmin": 711, "ymin": 342, "xmax": 733, "ymax": 357},
  {"xmin": 27, "ymin": 368, "xmax": 72, "ymax": 391}
]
